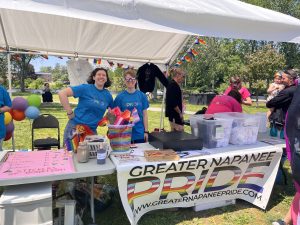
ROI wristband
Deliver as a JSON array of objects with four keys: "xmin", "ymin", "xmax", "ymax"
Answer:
[
  {"xmin": 144, "ymin": 131, "xmax": 149, "ymax": 134},
  {"xmin": 67, "ymin": 111, "xmax": 73, "ymax": 116}
]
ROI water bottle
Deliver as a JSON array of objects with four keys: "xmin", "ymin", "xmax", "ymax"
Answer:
[{"xmin": 97, "ymin": 140, "xmax": 106, "ymax": 164}]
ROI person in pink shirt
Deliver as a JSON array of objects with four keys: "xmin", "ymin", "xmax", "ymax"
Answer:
[
  {"xmin": 205, "ymin": 89, "xmax": 242, "ymax": 114},
  {"xmin": 224, "ymin": 76, "xmax": 252, "ymax": 106}
]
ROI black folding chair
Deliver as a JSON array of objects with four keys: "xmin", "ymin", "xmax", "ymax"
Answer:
[{"xmin": 32, "ymin": 114, "xmax": 60, "ymax": 150}]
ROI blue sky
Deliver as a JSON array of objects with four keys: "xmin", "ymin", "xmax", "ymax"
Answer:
[{"xmin": 31, "ymin": 56, "xmax": 68, "ymax": 72}]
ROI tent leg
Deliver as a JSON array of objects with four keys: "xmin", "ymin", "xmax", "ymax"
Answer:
[
  {"xmin": 7, "ymin": 52, "xmax": 12, "ymax": 98},
  {"xmin": 159, "ymin": 65, "xmax": 169, "ymax": 130},
  {"xmin": 7, "ymin": 52, "xmax": 15, "ymax": 151}
]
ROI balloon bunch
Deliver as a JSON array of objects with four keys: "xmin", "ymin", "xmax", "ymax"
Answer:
[
  {"xmin": 98, "ymin": 107, "xmax": 140, "ymax": 126},
  {"xmin": 4, "ymin": 94, "xmax": 41, "ymax": 141}
]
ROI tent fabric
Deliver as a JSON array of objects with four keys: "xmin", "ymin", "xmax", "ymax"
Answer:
[{"xmin": 1, "ymin": 0, "xmax": 300, "ymax": 66}]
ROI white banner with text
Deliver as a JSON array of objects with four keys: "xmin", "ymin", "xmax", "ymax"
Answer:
[{"xmin": 113, "ymin": 145, "xmax": 282, "ymax": 225}]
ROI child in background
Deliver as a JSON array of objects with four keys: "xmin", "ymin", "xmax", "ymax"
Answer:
[{"xmin": 267, "ymin": 71, "xmax": 285, "ymax": 118}]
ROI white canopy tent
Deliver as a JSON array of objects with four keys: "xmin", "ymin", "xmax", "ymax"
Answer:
[
  {"xmin": 1, "ymin": 0, "xmax": 300, "ymax": 151},
  {"xmin": 1, "ymin": 0, "xmax": 300, "ymax": 63}
]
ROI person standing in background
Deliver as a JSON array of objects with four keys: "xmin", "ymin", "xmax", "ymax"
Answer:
[
  {"xmin": 165, "ymin": 68, "xmax": 185, "ymax": 131},
  {"xmin": 0, "ymin": 80, "xmax": 12, "ymax": 151},
  {"xmin": 42, "ymin": 83, "xmax": 53, "ymax": 103},
  {"xmin": 224, "ymin": 76, "xmax": 252, "ymax": 106},
  {"xmin": 114, "ymin": 70, "xmax": 149, "ymax": 143},
  {"xmin": 58, "ymin": 68, "xmax": 113, "ymax": 149}
]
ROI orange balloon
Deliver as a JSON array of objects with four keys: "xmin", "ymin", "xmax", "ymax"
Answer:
[
  {"xmin": 11, "ymin": 109, "xmax": 26, "ymax": 121},
  {"xmin": 4, "ymin": 132, "xmax": 12, "ymax": 141}
]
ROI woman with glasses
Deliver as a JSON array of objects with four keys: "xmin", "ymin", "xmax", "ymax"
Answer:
[
  {"xmin": 224, "ymin": 76, "xmax": 252, "ymax": 106},
  {"xmin": 113, "ymin": 70, "xmax": 149, "ymax": 143}
]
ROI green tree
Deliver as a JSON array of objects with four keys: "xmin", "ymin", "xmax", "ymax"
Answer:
[
  {"xmin": 27, "ymin": 78, "xmax": 44, "ymax": 89},
  {"xmin": 0, "ymin": 54, "xmax": 8, "ymax": 86},
  {"xmin": 110, "ymin": 68, "xmax": 124, "ymax": 92},
  {"xmin": 245, "ymin": 45, "xmax": 285, "ymax": 100},
  {"xmin": 12, "ymin": 53, "xmax": 37, "ymax": 92}
]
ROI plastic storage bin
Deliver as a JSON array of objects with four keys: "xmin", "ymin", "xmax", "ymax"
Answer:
[
  {"xmin": 197, "ymin": 117, "xmax": 233, "ymax": 148},
  {"xmin": 214, "ymin": 112, "xmax": 260, "ymax": 145},
  {"xmin": 256, "ymin": 112, "xmax": 268, "ymax": 133},
  {"xmin": 189, "ymin": 115, "xmax": 204, "ymax": 136},
  {"xmin": 0, "ymin": 182, "xmax": 52, "ymax": 225}
]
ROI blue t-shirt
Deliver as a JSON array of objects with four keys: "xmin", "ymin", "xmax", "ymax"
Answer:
[
  {"xmin": 0, "ymin": 85, "xmax": 12, "ymax": 139},
  {"xmin": 71, "ymin": 84, "xmax": 113, "ymax": 132},
  {"xmin": 113, "ymin": 90, "xmax": 149, "ymax": 141}
]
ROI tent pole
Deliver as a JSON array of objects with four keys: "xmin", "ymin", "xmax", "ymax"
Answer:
[
  {"xmin": 7, "ymin": 51, "xmax": 12, "ymax": 98},
  {"xmin": 7, "ymin": 51, "xmax": 15, "ymax": 151},
  {"xmin": 159, "ymin": 65, "xmax": 168, "ymax": 130}
]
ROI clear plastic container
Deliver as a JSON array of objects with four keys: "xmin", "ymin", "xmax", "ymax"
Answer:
[
  {"xmin": 189, "ymin": 114, "xmax": 204, "ymax": 137},
  {"xmin": 214, "ymin": 112, "xmax": 260, "ymax": 145},
  {"xmin": 197, "ymin": 117, "xmax": 233, "ymax": 148},
  {"xmin": 256, "ymin": 112, "xmax": 268, "ymax": 133}
]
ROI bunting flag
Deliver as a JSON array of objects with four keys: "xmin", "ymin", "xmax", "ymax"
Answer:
[
  {"xmin": 107, "ymin": 60, "xmax": 114, "ymax": 67},
  {"xmin": 199, "ymin": 38, "xmax": 206, "ymax": 45},
  {"xmin": 184, "ymin": 55, "xmax": 192, "ymax": 62},
  {"xmin": 117, "ymin": 63, "xmax": 123, "ymax": 68},
  {"xmin": 191, "ymin": 49, "xmax": 199, "ymax": 57},
  {"xmin": 41, "ymin": 55, "xmax": 48, "ymax": 60},
  {"xmin": 94, "ymin": 58, "xmax": 101, "ymax": 65},
  {"xmin": 173, "ymin": 36, "xmax": 207, "ymax": 68}
]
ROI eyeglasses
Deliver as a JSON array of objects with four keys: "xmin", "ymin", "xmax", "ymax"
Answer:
[{"xmin": 125, "ymin": 78, "xmax": 136, "ymax": 82}]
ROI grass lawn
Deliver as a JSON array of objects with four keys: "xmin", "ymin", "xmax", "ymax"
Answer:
[{"xmin": 2, "ymin": 93, "xmax": 292, "ymax": 225}]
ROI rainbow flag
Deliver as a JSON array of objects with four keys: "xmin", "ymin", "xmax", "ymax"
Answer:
[
  {"xmin": 191, "ymin": 49, "xmax": 199, "ymax": 56},
  {"xmin": 199, "ymin": 38, "xmax": 206, "ymax": 45},
  {"xmin": 94, "ymin": 58, "xmax": 101, "ymax": 64},
  {"xmin": 184, "ymin": 55, "xmax": 192, "ymax": 62}
]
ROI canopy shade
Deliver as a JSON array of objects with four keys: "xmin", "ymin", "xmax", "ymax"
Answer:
[{"xmin": 1, "ymin": 0, "xmax": 300, "ymax": 65}]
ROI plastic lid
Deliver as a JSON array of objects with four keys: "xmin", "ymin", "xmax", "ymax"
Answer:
[{"xmin": 0, "ymin": 182, "xmax": 52, "ymax": 205}]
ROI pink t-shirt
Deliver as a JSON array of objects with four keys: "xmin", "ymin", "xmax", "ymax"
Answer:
[
  {"xmin": 205, "ymin": 95, "xmax": 242, "ymax": 114},
  {"xmin": 224, "ymin": 86, "xmax": 251, "ymax": 100}
]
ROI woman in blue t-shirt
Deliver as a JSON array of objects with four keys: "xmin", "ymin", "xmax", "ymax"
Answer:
[
  {"xmin": 0, "ymin": 83, "xmax": 12, "ymax": 151},
  {"xmin": 59, "ymin": 68, "xmax": 113, "ymax": 149},
  {"xmin": 114, "ymin": 70, "xmax": 149, "ymax": 143}
]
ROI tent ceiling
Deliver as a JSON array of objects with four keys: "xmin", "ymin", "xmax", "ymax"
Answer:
[{"xmin": 0, "ymin": 0, "xmax": 300, "ymax": 64}]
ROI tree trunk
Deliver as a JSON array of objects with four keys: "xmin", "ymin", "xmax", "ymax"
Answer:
[{"xmin": 20, "ymin": 69, "xmax": 26, "ymax": 92}]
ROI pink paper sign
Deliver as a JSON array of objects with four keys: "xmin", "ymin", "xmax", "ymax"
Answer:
[{"xmin": 0, "ymin": 150, "xmax": 75, "ymax": 179}]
